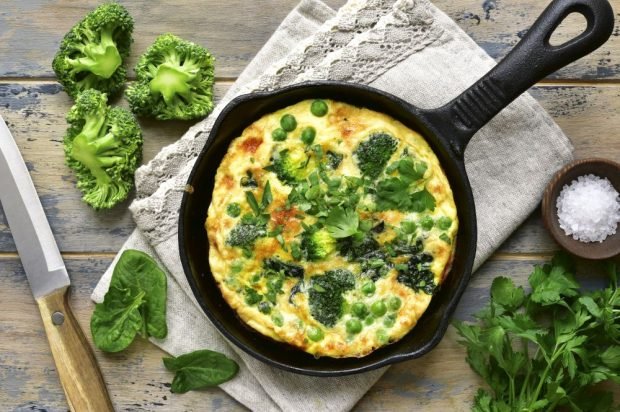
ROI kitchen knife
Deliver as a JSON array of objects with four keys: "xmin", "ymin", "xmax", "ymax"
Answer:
[{"xmin": 0, "ymin": 116, "xmax": 114, "ymax": 411}]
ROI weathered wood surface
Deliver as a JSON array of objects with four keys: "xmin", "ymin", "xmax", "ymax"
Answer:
[
  {"xmin": 1, "ymin": 0, "xmax": 619, "ymax": 410},
  {"xmin": 0, "ymin": 0, "xmax": 619, "ymax": 80},
  {"xmin": 2, "ymin": 257, "xmax": 616, "ymax": 411},
  {"xmin": 0, "ymin": 82, "xmax": 618, "ymax": 253}
]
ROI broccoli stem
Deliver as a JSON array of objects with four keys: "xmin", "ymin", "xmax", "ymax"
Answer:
[
  {"xmin": 71, "ymin": 129, "xmax": 121, "ymax": 185},
  {"xmin": 149, "ymin": 52, "xmax": 198, "ymax": 104},
  {"xmin": 67, "ymin": 25, "xmax": 121, "ymax": 79}
]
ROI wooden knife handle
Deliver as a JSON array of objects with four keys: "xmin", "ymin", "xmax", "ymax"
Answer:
[{"xmin": 36, "ymin": 286, "xmax": 114, "ymax": 412}]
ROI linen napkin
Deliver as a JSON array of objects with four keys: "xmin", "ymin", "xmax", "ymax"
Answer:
[{"xmin": 92, "ymin": 0, "xmax": 574, "ymax": 410}]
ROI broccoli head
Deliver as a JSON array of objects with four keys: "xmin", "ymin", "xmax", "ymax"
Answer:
[
  {"xmin": 265, "ymin": 148, "xmax": 311, "ymax": 185},
  {"xmin": 301, "ymin": 229, "xmax": 336, "ymax": 261},
  {"xmin": 126, "ymin": 33, "xmax": 215, "ymax": 120},
  {"xmin": 52, "ymin": 3, "xmax": 134, "ymax": 99},
  {"xmin": 64, "ymin": 89, "xmax": 142, "ymax": 209},
  {"xmin": 226, "ymin": 215, "xmax": 267, "ymax": 249},
  {"xmin": 308, "ymin": 269, "xmax": 355, "ymax": 327},
  {"xmin": 353, "ymin": 132, "xmax": 398, "ymax": 179}
]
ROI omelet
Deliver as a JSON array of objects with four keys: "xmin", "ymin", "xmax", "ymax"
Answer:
[{"xmin": 206, "ymin": 99, "xmax": 457, "ymax": 358}]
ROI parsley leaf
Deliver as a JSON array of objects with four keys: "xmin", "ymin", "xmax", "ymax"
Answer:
[
  {"xmin": 374, "ymin": 157, "xmax": 435, "ymax": 213},
  {"xmin": 325, "ymin": 206, "xmax": 359, "ymax": 239},
  {"xmin": 455, "ymin": 254, "xmax": 620, "ymax": 411}
]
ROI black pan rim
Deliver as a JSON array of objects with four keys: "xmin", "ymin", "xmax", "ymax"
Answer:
[{"xmin": 178, "ymin": 80, "xmax": 477, "ymax": 376}]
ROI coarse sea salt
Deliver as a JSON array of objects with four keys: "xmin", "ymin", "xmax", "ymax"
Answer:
[{"xmin": 556, "ymin": 174, "xmax": 620, "ymax": 243}]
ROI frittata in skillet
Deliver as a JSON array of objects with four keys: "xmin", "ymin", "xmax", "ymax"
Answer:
[{"xmin": 206, "ymin": 99, "xmax": 457, "ymax": 358}]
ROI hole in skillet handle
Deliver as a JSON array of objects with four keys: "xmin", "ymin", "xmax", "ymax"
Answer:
[
  {"xmin": 425, "ymin": 0, "xmax": 614, "ymax": 159},
  {"xmin": 549, "ymin": 12, "xmax": 588, "ymax": 46}
]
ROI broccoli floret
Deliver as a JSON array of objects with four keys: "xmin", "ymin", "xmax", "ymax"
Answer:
[
  {"xmin": 308, "ymin": 269, "xmax": 355, "ymax": 327},
  {"xmin": 64, "ymin": 89, "xmax": 142, "ymax": 209},
  {"xmin": 353, "ymin": 132, "xmax": 398, "ymax": 179},
  {"xmin": 263, "ymin": 257, "xmax": 304, "ymax": 278},
  {"xmin": 226, "ymin": 216, "xmax": 267, "ymax": 248},
  {"xmin": 265, "ymin": 148, "xmax": 311, "ymax": 185},
  {"xmin": 126, "ymin": 33, "xmax": 215, "ymax": 120},
  {"xmin": 396, "ymin": 253, "xmax": 436, "ymax": 294},
  {"xmin": 52, "ymin": 3, "xmax": 133, "ymax": 99},
  {"xmin": 301, "ymin": 229, "xmax": 336, "ymax": 261}
]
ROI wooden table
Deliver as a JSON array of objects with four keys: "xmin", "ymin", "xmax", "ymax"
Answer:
[{"xmin": 0, "ymin": 1, "xmax": 618, "ymax": 410}]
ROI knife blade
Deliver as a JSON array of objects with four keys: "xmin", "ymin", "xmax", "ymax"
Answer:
[
  {"xmin": 0, "ymin": 116, "xmax": 114, "ymax": 411},
  {"xmin": 0, "ymin": 117, "xmax": 70, "ymax": 298}
]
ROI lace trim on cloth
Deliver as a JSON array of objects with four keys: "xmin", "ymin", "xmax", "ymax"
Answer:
[{"xmin": 131, "ymin": 0, "xmax": 445, "ymax": 245}]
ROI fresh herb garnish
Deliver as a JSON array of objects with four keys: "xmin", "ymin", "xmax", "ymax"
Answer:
[
  {"xmin": 91, "ymin": 250, "xmax": 167, "ymax": 352},
  {"xmin": 325, "ymin": 206, "xmax": 359, "ymax": 239},
  {"xmin": 374, "ymin": 157, "xmax": 435, "ymax": 213},
  {"xmin": 455, "ymin": 255, "xmax": 620, "ymax": 411},
  {"xmin": 163, "ymin": 349, "xmax": 239, "ymax": 394},
  {"xmin": 227, "ymin": 181, "xmax": 272, "ymax": 249}
]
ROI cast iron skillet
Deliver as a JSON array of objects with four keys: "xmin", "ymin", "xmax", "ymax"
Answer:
[{"xmin": 179, "ymin": 0, "xmax": 614, "ymax": 376}]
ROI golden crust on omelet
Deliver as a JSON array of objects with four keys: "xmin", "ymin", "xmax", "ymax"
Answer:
[{"xmin": 207, "ymin": 99, "xmax": 458, "ymax": 358}]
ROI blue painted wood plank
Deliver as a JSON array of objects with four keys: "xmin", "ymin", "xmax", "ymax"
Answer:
[{"xmin": 0, "ymin": 1, "xmax": 618, "ymax": 79}]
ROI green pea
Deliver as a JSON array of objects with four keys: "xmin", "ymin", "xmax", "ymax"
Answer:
[
  {"xmin": 371, "ymin": 300, "xmax": 387, "ymax": 317},
  {"xmin": 351, "ymin": 302, "xmax": 368, "ymax": 319},
  {"xmin": 258, "ymin": 301, "xmax": 272, "ymax": 314},
  {"xmin": 311, "ymin": 100, "xmax": 329, "ymax": 117},
  {"xmin": 388, "ymin": 296, "xmax": 402, "ymax": 311},
  {"xmin": 361, "ymin": 281, "xmax": 376, "ymax": 296},
  {"xmin": 376, "ymin": 329, "xmax": 389, "ymax": 344},
  {"xmin": 365, "ymin": 315, "xmax": 375, "ymax": 326},
  {"xmin": 226, "ymin": 202, "xmax": 241, "ymax": 217},
  {"xmin": 346, "ymin": 318, "xmax": 363, "ymax": 334},
  {"xmin": 307, "ymin": 326, "xmax": 324, "ymax": 342},
  {"xmin": 301, "ymin": 126, "xmax": 316, "ymax": 145},
  {"xmin": 383, "ymin": 314, "xmax": 396, "ymax": 328},
  {"xmin": 420, "ymin": 216, "xmax": 434, "ymax": 230},
  {"xmin": 272, "ymin": 128, "xmax": 287, "ymax": 141},
  {"xmin": 244, "ymin": 288, "xmax": 261, "ymax": 305},
  {"xmin": 280, "ymin": 114, "xmax": 297, "ymax": 131},
  {"xmin": 437, "ymin": 216, "xmax": 452, "ymax": 230},
  {"xmin": 271, "ymin": 313, "xmax": 284, "ymax": 327},
  {"xmin": 230, "ymin": 260, "xmax": 243, "ymax": 274}
]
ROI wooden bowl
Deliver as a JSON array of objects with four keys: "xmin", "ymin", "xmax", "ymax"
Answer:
[{"xmin": 542, "ymin": 158, "xmax": 620, "ymax": 260}]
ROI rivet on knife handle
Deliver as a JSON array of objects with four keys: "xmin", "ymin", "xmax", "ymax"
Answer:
[{"xmin": 37, "ymin": 286, "xmax": 115, "ymax": 411}]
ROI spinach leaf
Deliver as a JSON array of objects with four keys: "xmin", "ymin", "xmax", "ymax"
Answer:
[
  {"xmin": 91, "ymin": 249, "xmax": 167, "ymax": 352},
  {"xmin": 163, "ymin": 349, "xmax": 239, "ymax": 393}
]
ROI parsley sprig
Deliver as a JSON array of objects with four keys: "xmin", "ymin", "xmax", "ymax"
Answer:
[
  {"xmin": 374, "ymin": 157, "xmax": 435, "ymax": 212},
  {"xmin": 455, "ymin": 254, "xmax": 620, "ymax": 412}
]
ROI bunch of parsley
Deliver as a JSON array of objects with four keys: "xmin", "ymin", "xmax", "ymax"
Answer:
[{"xmin": 455, "ymin": 254, "xmax": 619, "ymax": 412}]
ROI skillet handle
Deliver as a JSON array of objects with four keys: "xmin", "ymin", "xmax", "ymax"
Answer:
[{"xmin": 430, "ymin": 0, "xmax": 614, "ymax": 158}]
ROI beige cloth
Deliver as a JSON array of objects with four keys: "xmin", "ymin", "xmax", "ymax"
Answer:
[{"xmin": 92, "ymin": 0, "xmax": 574, "ymax": 411}]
